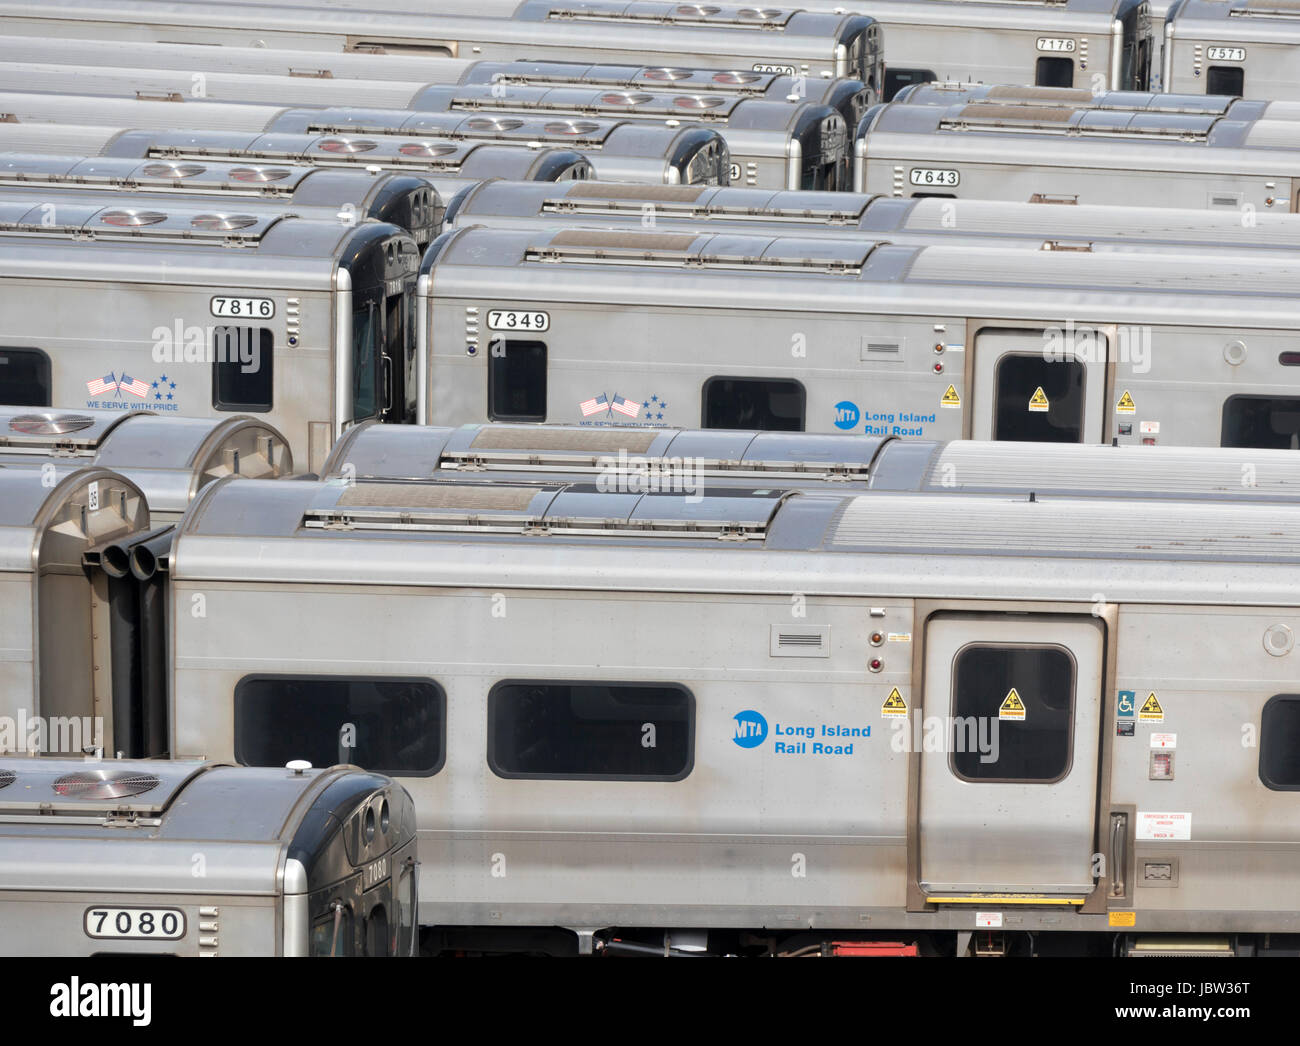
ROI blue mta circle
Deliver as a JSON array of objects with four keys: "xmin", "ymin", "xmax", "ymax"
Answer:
[
  {"xmin": 833, "ymin": 401, "xmax": 860, "ymax": 430},
  {"xmin": 733, "ymin": 710, "xmax": 768, "ymax": 748}
]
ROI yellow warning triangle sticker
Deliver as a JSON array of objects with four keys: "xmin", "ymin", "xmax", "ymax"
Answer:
[
  {"xmin": 881, "ymin": 687, "xmax": 908, "ymax": 717},
  {"xmin": 1116, "ymin": 390, "xmax": 1135, "ymax": 414},
  {"xmin": 1138, "ymin": 692, "xmax": 1164, "ymax": 721},
  {"xmin": 1028, "ymin": 386, "xmax": 1050, "ymax": 412},
  {"xmin": 940, "ymin": 384, "xmax": 961, "ymax": 408},
  {"xmin": 999, "ymin": 687, "xmax": 1026, "ymax": 720}
]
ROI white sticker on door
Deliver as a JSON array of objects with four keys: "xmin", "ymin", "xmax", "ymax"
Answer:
[{"xmin": 1136, "ymin": 811, "xmax": 1191, "ymax": 841}]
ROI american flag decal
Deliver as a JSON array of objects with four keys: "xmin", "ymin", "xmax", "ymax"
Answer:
[
  {"xmin": 118, "ymin": 374, "xmax": 150, "ymax": 398},
  {"xmin": 579, "ymin": 393, "xmax": 608, "ymax": 417},
  {"xmin": 611, "ymin": 394, "xmax": 641, "ymax": 418},
  {"xmin": 86, "ymin": 373, "xmax": 117, "ymax": 396}
]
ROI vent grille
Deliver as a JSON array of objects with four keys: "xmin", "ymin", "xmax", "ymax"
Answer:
[
  {"xmin": 101, "ymin": 209, "xmax": 167, "ymax": 227},
  {"xmin": 469, "ymin": 426, "xmax": 659, "ymax": 453},
  {"xmin": 544, "ymin": 119, "xmax": 602, "ymax": 135},
  {"xmin": 770, "ymin": 624, "xmax": 831, "ymax": 657},
  {"xmin": 229, "ymin": 166, "xmax": 292, "ymax": 183},
  {"xmin": 190, "ymin": 213, "xmax": 259, "ymax": 231},
  {"xmin": 399, "ymin": 141, "xmax": 459, "ymax": 157},
  {"xmin": 336, "ymin": 482, "xmax": 541, "ymax": 511},
  {"xmin": 318, "ymin": 138, "xmax": 377, "ymax": 153},
  {"xmin": 469, "ymin": 116, "xmax": 525, "ymax": 131},
  {"xmin": 9, "ymin": 413, "xmax": 95, "ymax": 435},
  {"xmin": 52, "ymin": 769, "xmax": 161, "ymax": 800},
  {"xmin": 0, "ymin": 769, "xmax": 14, "ymax": 789},
  {"xmin": 141, "ymin": 162, "xmax": 206, "ymax": 178}
]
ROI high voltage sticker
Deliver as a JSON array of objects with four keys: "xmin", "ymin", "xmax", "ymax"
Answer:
[
  {"xmin": 881, "ymin": 687, "xmax": 908, "ymax": 717},
  {"xmin": 999, "ymin": 688, "xmax": 1026, "ymax": 721},
  {"xmin": 940, "ymin": 384, "xmax": 961, "ymax": 408},
  {"xmin": 1138, "ymin": 692, "xmax": 1164, "ymax": 723},
  {"xmin": 1028, "ymin": 386, "xmax": 1050, "ymax": 412}
]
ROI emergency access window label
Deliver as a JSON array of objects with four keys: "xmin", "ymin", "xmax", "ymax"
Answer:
[
  {"xmin": 84, "ymin": 907, "xmax": 186, "ymax": 940},
  {"xmin": 1036, "ymin": 38, "xmax": 1077, "ymax": 53},
  {"xmin": 1135, "ymin": 811, "xmax": 1191, "ymax": 841},
  {"xmin": 487, "ymin": 310, "xmax": 550, "ymax": 332},
  {"xmin": 910, "ymin": 168, "xmax": 959, "ymax": 187},
  {"xmin": 211, "ymin": 296, "xmax": 274, "ymax": 319},
  {"xmin": 1206, "ymin": 47, "xmax": 1246, "ymax": 62}
]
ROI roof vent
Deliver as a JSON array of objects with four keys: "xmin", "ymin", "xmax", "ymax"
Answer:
[
  {"xmin": 0, "ymin": 769, "xmax": 14, "ymax": 790},
  {"xmin": 468, "ymin": 116, "xmax": 525, "ymax": 131},
  {"xmin": 229, "ymin": 166, "xmax": 293, "ymax": 182},
  {"xmin": 677, "ymin": 4, "xmax": 723, "ymax": 13},
  {"xmin": 191, "ymin": 213, "xmax": 259, "ymax": 230},
  {"xmin": 52, "ymin": 769, "xmax": 161, "ymax": 800},
  {"xmin": 544, "ymin": 119, "xmax": 602, "ymax": 135},
  {"xmin": 645, "ymin": 67, "xmax": 692, "ymax": 81},
  {"xmin": 713, "ymin": 71, "xmax": 762, "ymax": 84},
  {"xmin": 100, "ymin": 209, "xmax": 166, "ymax": 227},
  {"xmin": 141, "ymin": 162, "xmax": 206, "ymax": 178},
  {"xmin": 602, "ymin": 91, "xmax": 654, "ymax": 106},
  {"xmin": 399, "ymin": 141, "xmax": 459, "ymax": 156},
  {"xmin": 9, "ymin": 412, "xmax": 95, "ymax": 435},
  {"xmin": 739, "ymin": 6, "xmax": 782, "ymax": 18},
  {"xmin": 318, "ymin": 137, "xmax": 378, "ymax": 153},
  {"xmin": 675, "ymin": 95, "xmax": 727, "ymax": 108}
]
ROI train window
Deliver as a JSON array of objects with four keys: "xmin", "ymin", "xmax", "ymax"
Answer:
[
  {"xmin": 234, "ymin": 675, "xmax": 445, "ymax": 776},
  {"xmin": 885, "ymin": 68, "xmax": 938, "ymax": 102},
  {"xmin": 353, "ymin": 305, "xmax": 380, "ymax": 422},
  {"xmin": 1207, "ymin": 67, "xmax": 1244, "ymax": 96},
  {"xmin": 703, "ymin": 377, "xmax": 805, "ymax": 431},
  {"xmin": 1036, "ymin": 57, "xmax": 1074, "ymax": 89},
  {"xmin": 212, "ymin": 327, "xmax": 273, "ymax": 412},
  {"xmin": 1260, "ymin": 695, "xmax": 1300, "ymax": 791},
  {"xmin": 950, "ymin": 644, "xmax": 1075, "ymax": 783},
  {"xmin": 488, "ymin": 681, "xmax": 694, "ymax": 780},
  {"xmin": 311, "ymin": 906, "xmax": 354, "ymax": 957},
  {"xmin": 1221, "ymin": 396, "xmax": 1300, "ymax": 450},
  {"xmin": 488, "ymin": 340, "xmax": 547, "ymax": 422},
  {"xmin": 0, "ymin": 347, "xmax": 51, "ymax": 406},
  {"xmin": 994, "ymin": 354, "xmax": 1084, "ymax": 442}
]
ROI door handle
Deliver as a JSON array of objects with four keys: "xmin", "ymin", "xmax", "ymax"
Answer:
[{"xmin": 1109, "ymin": 812, "xmax": 1128, "ymax": 898}]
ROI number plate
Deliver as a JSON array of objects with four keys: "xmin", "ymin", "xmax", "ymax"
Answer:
[
  {"xmin": 909, "ymin": 168, "xmax": 960, "ymax": 187},
  {"xmin": 211, "ymin": 296, "xmax": 275, "ymax": 319},
  {"xmin": 1036, "ymin": 37, "xmax": 1077, "ymax": 53},
  {"xmin": 752, "ymin": 63, "xmax": 797, "ymax": 76},
  {"xmin": 84, "ymin": 907, "xmax": 186, "ymax": 940},
  {"xmin": 727, "ymin": 162, "xmax": 742, "ymax": 182},
  {"xmin": 1206, "ymin": 46, "xmax": 1246, "ymax": 62},
  {"xmin": 486, "ymin": 309, "xmax": 550, "ymax": 332}
]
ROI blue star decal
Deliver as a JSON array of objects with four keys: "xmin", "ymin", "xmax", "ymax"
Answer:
[
  {"xmin": 166, "ymin": 393, "xmax": 174, "ymax": 401},
  {"xmin": 154, "ymin": 393, "xmax": 162, "ymax": 401},
  {"xmin": 151, "ymin": 380, "xmax": 159, "ymax": 389},
  {"xmin": 656, "ymin": 412, "xmax": 664, "ymax": 420},
  {"xmin": 159, "ymin": 374, "xmax": 168, "ymax": 383},
  {"xmin": 169, "ymin": 382, "xmax": 176, "ymax": 390}
]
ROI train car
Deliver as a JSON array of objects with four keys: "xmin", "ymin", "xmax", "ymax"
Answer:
[
  {"xmin": 0, "ymin": 37, "xmax": 872, "ymax": 130},
  {"xmin": 0, "ymin": 408, "xmax": 292, "ymax": 523},
  {"xmin": 323, "ymin": 421, "xmax": 1300, "ymax": 500},
  {"xmin": 159, "ymin": 474, "xmax": 1300, "ymax": 955},
  {"xmin": 0, "ymin": 65, "xmax": 840, "ymax": 192},
  {"xmin": 0, "ymin": 92, "xmax": 717, "ymax": 186},
  {"xmin": 0, "ymin": 153, "xmax": 443, "ymax": 251},
  {"xmin": 379, "ymin": 84, "xmax": 846, "ymax": 190},
  {"xmin": 0, "ymin": 200, "xmax": 419, "ymax": 473},
  {"xmin": 0, "ymin": 466, "xmax": 150, "ymax": 756},
  {"xmin": 445, "ymin": 179, "xmax": 1300, "ymax": 259},
  {"xmin": 851, "ymin": 98, "xmax": 1300, "ymax": 209},
  {"xmin": 0, "ymin": 1, "xmax": 883, "ymax": 91},
  {"xmin": 1164, "ymin": 0, "xmax": 1300, "ymax": 100},
  {"xmin": 0, "ymin": 758, "xmax": 418, "ymax": 957},
  {"xmin": 418, "ymin": 224, "xmax": 1300, "ymax": 450}
]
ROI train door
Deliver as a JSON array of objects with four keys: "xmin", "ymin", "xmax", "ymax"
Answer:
[
  {"xmin": 969, "ymin": 326, "xmax": 1108, "ymax": 443},
  {"xmin": 917, "ymin": 613, "xmax": 1104, "ymax": 904}
]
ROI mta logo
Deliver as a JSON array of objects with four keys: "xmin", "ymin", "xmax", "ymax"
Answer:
[
  {"xmin": 733, "ymin": 710, "xmax": 768, "ymax": 748},
  {"xmin": 833, "ymin": 401, "xmax": 860, "ymax": 430}
]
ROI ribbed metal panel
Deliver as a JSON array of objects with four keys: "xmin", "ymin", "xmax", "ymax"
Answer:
[
  {"xmin": 469, "ymin": 425, "xmax": 659, "ymax": 453},
  {"xmin": 566, "ymin": 182, "xmax": 707, "ymax": 202},
  {"xmin": 336, "ymin": 482, "xmax": 540, "ymax": 510},
  {"xmin": 924, "ymin": 443, "xmax": 1300, "ymax": 497},
  {"xmin": 830, "ymin": 494, "xmax": 1300, "ymax": 559}
]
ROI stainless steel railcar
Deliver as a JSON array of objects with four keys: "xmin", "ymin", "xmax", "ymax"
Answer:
[
  {"xmin": 324, "ymin": 421, "xmax": 1300, "ymax": 500},
  {"xmin": 0, "ymin": 153, "xmax": 443, "ymax": 250},
  {"xmin": 0, "ymin": 0, "xmax": 883, "ymax": 91},
  {"xmin": 0, "ymin": 758, "xmax": 418, "ymax": 957},
  {"xmin": 0, "ymin": 37, "xmax": 872, "ymax": 129},
  {"xmin": 445, "ymin": 178, "xmax": 1300, "ymax": 259},
  {"xmin": 0, "ymin": 408, "xmax": 292, "ymax": 523},
  {"xmin": 418, "ymin": 224, "xmax": 1300, "ymax": 450},
  {"xmin": 0, "ymin": 201, "xmax": 419, "ymax": 473},
  {"xmin": 852, "ymin": 97, "xmax": 1300, "ymax": 209},
  {"xmin": 0, "ymin": 64, "xmax": 838, "ymax": 191},
  {"xmin": 0, "ymin": 92, "xmax": 716, "ymax": 186},
  {"xmin": 161, "ymin": 474, "xmax": 1300, "ymax": 955},
  {"xmin": 225, "ymin": 0, "xmax": 1141, "ymax": 98},
  {"xmin": 1164, "ymin": 0, "xmax": 1300, "ymax": 100}
]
